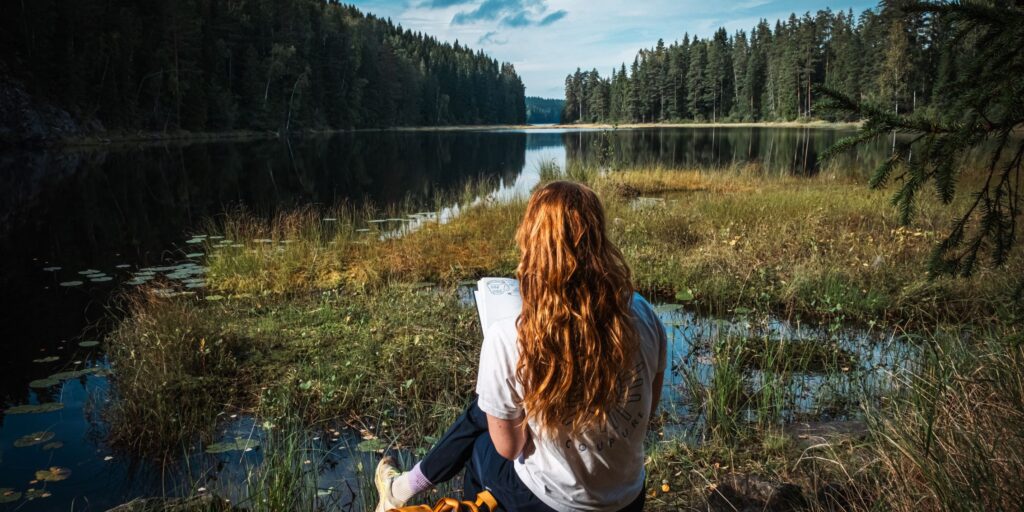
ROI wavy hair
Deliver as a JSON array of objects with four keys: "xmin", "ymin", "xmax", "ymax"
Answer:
[{"xmin": 514, "ymin": 181, "xmax": 638, "ymax": 434}]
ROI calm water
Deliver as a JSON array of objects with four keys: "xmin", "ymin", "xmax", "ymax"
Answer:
[{"xmin": 0, "ymin": 127, "xmax": 899, "ymax": 510}]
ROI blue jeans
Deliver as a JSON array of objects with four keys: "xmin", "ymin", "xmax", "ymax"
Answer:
[{"xmin": 418, "ymin": 396, "xmax": 645, "ymax": 512}]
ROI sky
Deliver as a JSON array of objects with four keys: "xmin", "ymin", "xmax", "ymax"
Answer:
[{"xmin": 350, "ymin": 0, "xmax": 880, "ymax": 99}]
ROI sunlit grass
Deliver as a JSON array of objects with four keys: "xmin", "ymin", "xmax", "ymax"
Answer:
[
  {"xmin": 107, "ymin": 284, "xmax": 479, "ymax": 456},
  {"xmin": 104, "ymin": 161, "xmax": 1023, "ymax": 511}
]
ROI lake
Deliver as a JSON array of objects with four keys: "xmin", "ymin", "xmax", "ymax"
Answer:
[{"xmin": 0, "ymin": 126, "xmax": 899, "ymax": 510}]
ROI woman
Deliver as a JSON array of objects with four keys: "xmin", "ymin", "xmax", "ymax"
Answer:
[{"xmin": 375, "ymin": 181, "xmax": 667, "ymax": 512}]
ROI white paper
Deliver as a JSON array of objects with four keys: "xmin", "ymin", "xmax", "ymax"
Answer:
[{"xmin": 475, "ymin": 277, "xmax": 522, "ymax": 334}]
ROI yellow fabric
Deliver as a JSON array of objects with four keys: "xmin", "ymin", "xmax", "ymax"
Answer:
[{"xmin": 389, "ymin": 490, "xmax": 498, "ymax": 512}]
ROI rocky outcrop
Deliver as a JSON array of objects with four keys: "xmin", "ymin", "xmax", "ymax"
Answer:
[
  {"xmin": 707, "ymin": 474, "xmax": 806, "ymax": 512},
  {"xmin": 0, "ymin": 74, "xmax": 84, "ymax": 146}
]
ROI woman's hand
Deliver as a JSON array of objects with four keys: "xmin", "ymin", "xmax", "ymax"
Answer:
[{"xmin": 486, "ymin": 413, "xmax": 528, "ymax": 460}]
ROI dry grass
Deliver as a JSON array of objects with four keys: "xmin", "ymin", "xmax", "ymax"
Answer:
[
  {"xmin": 203, "ymin": 165, "xmax": 1020, "ymax": 325},
  {"xmin": 595, "ymin": 167, "xmax": 1021, "ymax": 323},
  {"xmin": 105, "ymin": 162, "xmax": 1023, "ymax": 510}
]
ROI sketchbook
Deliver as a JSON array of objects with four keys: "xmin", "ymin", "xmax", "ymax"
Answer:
[{"xmin": 474, "ymin": 278, "xmax": 522, "ymax": 334}]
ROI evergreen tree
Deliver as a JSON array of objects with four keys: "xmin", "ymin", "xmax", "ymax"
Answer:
[
  {"xmin": 1, "ymin": 0, "xmax": 528, "ymax": 135},
  {"xmin": 818, "ymin": 1, "xmax": 1024, "ymax": 284}
]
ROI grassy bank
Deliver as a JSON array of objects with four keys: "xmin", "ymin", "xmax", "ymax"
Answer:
[
  {"xmin": 203, "ymin": 164, "xmax": 1019, "ymax": 324},
  {"xmin": 104, "ymin": 163, "xmax": 1022, "ymax": 510}
]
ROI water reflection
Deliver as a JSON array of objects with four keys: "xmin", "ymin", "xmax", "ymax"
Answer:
[
  {"xmin": 562, "ymin": 126, "xmax": 894, "ymax": 174},
  {"xmin": 0, "ymin": 127, "xmax": 905, "ymax": 511}
]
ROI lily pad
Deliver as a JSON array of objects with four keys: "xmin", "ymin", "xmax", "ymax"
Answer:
[
  {"xmin": 186, "ymin": 282, "xmax": 207, "ymax": 289},
  {"xmin": 28, "ymin": 378, "xmax": 60, "ymax": 389},
  {"xmin": 42, "ymin": 267, "xmax": 62, "ymax": 272},
  {"xmin": 59, "ymin": 281, "xmax": 83, "ymax": 287},
  {"xmin": 115, "ymin": 264, "xmax": 132, "ymax": 269},
  {"xmin": 24, "ymin": 488, "xmax": 51, "ymax": 500},
  {"xmin": 78, "ymin": 270, "xmax": 101, "ymax": 275},
  {"xmin": 0, "ymin": 489, "xmax": 22, "ymax": 503},
  {"xmin": 674, "ymin": 288, "xmax": 695, "ymax": 302},
  {"xmin": 49, "ymin": 368, "xmax": 101, "ymax": 381},
  {"xmin": 32, "ymin": 356, "xmax": 59, "ymax": 363},
  {"xmin": 78, "ymin": 341, "xmax": 100, "ymax": 348},
  {"xmin": 185, "ymin": 253, "xmax": 204, "ymax": 258},
  {"xmin": 35, "ymin": 467, "xmax": 71, "ymax": 482},
  {"xmin": 89, "ymin": 276, "xmax": 113, "ymax": 283},
  {"xmin": 6, "ymin": 403, "xmax": 63, "ymax": 414},
  {"xmin": 42, "ymin": 441, "xmax": 63, "ymax": 450},
  {"xmin": 14, "ymin": 431, "xmax": 55, "ymax": 448},
  {"xmin": 205, "ymin": 438, "xmax": 260, "ymax": 454},
  {"xmin": 356, "ymin": 438, "xmax": 387, "ymax": 453}
]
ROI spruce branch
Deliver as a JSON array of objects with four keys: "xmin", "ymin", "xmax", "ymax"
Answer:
[{"xmin": 815, "ymin": 0, "xmax": 1024, "ymax": 279}]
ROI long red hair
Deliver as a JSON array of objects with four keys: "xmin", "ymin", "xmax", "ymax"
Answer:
[{"xmin": 514, "ymin": 181, "xmax": 638, "ymax": 434}]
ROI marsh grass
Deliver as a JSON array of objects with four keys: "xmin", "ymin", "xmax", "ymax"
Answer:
[
  {"xmin": 200, "ymin": 163, "xmax": 1018, "ymax": 325},
  {"xmin": 595, "ymin": 167, "xmax": 1022, "ymax": 324},
  {"xmin": 106, "ymin": 284, "xmax": 479, "ymax": 456},
  {"xmin": 238, "ymin": 388, "xmax": 322, "ymax": 512},
  {"xmin": 105, "ymin": 290, "xmax": 256, "ymax": 453},
  {"xmin": 681, "ymin": 328, "xmax": 861, "ymax": 444},
  {"xmin": 860, "ymin": 326, "xmax": 1024, "ymax": 511},
  {"xmin": 205, "ymin": 189, "xmax": 522, "ymax": 295},
  {"xmin": 105, "ymin": 161, "xmax": 1023, "ymax": 510}
]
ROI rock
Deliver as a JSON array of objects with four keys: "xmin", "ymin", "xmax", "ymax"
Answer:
[
  {"xmin": 0, "ymin": 72, "xmax": 82, "ymax": 146},
  {"xmin": 708, "ymin": 474, "xmax": 806, "ymax": 512}
]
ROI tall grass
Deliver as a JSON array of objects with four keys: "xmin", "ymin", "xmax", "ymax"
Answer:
[
  {"xmin": 863, "ymin": 326, "xmax": 1024, "ymax": 511},
  {"xmin": 103, "ymin": 161, "xmax": 1022, "ymax": 511},
  {"xmin": 238, "ymin": 388, "xmax": 322, "ymax": 512},
  {"xmin": 105, "ymin": 290, "xmax": 254, "ymax": 454},
  {"xmin": 106, "ymin": 284, "xmax": 479, "ymax": 456}
]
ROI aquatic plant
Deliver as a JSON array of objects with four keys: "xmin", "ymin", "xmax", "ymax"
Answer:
[
  {"xmin": 14, "ymin": 431, "xmax": 55, "ymax": 448},
  {"xmin": 101, "ymin": 161, "xmax": 1022, "ymax": 510},
  {"xmin": 6, "ymin": 403, "xmax": 63, "ymax": 414},
  {"xmin": 205, "ymin": 438, "xmax": 261, "ymax": 454},
  {"xmin": 0, "ymin": 489, "xmax": 21, "ymax": 504},
  {"xmin": 34, "ymin": 467, "xmax": 71, "ymax": 482}
]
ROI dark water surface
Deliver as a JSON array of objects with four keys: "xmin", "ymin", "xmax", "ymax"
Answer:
[{"xmin": 0, "ymin": 127, "xmax": 896, "ymax": 510}]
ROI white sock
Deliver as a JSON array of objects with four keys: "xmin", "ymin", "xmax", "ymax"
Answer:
[{"xmin": 391, "ymin": 462, "xmax": 432, "ymax": 502}]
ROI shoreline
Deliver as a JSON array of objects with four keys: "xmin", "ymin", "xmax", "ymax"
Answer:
[{"xmin": 11, "ymin": 120, "xmax": 862, "ymax": 150}]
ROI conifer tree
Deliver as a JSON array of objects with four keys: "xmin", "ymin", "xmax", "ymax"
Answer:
[{"xmin": 818, "ymin": 1, "xmax": 1023, "ymax": 284}]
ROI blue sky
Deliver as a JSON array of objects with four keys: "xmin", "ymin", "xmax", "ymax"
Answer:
[{"xmin": 350, "ymin": 0, "xmax": 880, "ymax": 98}]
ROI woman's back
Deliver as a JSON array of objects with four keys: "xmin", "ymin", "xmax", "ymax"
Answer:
[
  {"xmin": 375, "ymin": 182, "xmax": 665, "ymax": 512},
  {"xmin": 476, "ymin": 292, "xmax": 667, "ymax": 511}
]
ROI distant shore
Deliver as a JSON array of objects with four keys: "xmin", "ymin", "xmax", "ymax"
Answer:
[
  {"xmin": 383, "ymin": 119, "xmax": 862, "ymax": 131},
  {"xmin": 39, "ymin": 119, "xmax": 861, "ymax": 149},
  {"xmin": 539, "ymin": 120, "xmax": 863, "ymax": 130}
]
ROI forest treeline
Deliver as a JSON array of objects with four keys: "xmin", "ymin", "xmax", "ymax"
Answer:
[
  {"xmin": 563, "ymin": 3, "xmax": 959, "ymax": 124},
  {"xmin": 525, "ymin": 97, "xmax": 564, "ymax": 124},
  {"xmin": 1, "ymin": 0, "xmax": 526, "ymax": 133}
]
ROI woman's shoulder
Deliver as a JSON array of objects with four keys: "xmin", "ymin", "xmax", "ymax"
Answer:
[{"xmin": 629, "ymin": 292, "xmax": 657, "ymax": 318}]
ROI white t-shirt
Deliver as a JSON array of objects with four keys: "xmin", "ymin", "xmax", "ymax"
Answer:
[{"xmin": 475, "ymin": 292, "xmax": 667, "ymax": 512}]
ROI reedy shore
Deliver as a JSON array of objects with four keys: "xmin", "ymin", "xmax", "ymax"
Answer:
[{"xmin": 104, "ymin": 163, "xmax": 1022, "ymax": 511}]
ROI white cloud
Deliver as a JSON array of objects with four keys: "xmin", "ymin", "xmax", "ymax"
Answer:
[{"xmin": 354, "ymin": 0, "xmax": 879, "ymax": 98}]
